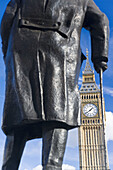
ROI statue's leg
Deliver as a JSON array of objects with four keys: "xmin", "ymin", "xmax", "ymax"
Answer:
[
  {"xmin": 42, "ymin": 127, "xmax": 68, "ymax": 170},
  {"xmin": 2, "ymin": 129, "xmax": 27, "ymax": 170}
]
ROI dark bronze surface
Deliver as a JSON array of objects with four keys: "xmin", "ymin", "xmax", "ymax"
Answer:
[{"xmin": 0, "ymin": 0, "xmax": 109, "ymax": 169}]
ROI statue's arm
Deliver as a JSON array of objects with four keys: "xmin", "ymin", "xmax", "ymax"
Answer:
[
  {"xmin": 0, "ymin": 0, "xmax": 20, "ymax": 59},
  {"xmin": 83, "ymin": 0, "xmax": 110, "ymax": 72}
]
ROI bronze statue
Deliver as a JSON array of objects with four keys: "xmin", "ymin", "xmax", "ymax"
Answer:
[{"xmin": 0, "ymin": 0, "xmax": 109, "ymax": 169}]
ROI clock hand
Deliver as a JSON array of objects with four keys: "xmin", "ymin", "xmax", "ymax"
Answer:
[
  {"xmin": 84, "ymin": 107, "xmax": 93, "ymax": 114},
  {"xmin": 88, "ymin": 107, "xmax": 93, "ymax": 112}
]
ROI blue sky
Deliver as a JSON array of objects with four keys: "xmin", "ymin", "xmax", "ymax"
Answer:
[{"xmin": 0, "ymin": 0, "xmax": 113, "ymax": 169}]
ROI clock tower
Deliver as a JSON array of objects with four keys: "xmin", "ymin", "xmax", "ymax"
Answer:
[{"xmin": 79, "ymin": 50, "xmax": 109, "ymax": 170}]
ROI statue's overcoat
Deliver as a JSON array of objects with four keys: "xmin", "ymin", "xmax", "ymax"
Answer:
[{"xmin": 0, "ymin": 0, "xmax": 109, "ymax": 138}]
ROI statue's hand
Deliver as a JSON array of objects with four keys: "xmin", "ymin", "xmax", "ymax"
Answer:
[{"xmin": 94, "ymin": 61, "xmax": 108, "ymax": 73}]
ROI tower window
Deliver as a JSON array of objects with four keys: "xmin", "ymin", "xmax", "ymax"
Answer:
[
  {"xmin": 89, "ymin": 89, "xmax": 91, "ymax": 91},
  {"xmin": 85, "ymin": 78, "xmax": 89, "ymax": 81},
  {"xmin": 90, "ymin": 78, "xmax": 93, "ymax": 81}
]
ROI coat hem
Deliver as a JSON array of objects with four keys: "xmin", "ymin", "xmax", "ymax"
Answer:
[{"xmin": 2, "ymin": 118, "xmax": 80, "ymax": 139}]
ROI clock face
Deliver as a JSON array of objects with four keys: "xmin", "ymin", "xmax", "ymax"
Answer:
[{"xmin": 83, "ymin": 103, "xmax": 97, "ymax": 117}]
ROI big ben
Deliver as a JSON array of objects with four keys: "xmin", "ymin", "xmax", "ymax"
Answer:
[{"xmin": 79, "ymin": 50, "xmax": 109, "ymax": 170}]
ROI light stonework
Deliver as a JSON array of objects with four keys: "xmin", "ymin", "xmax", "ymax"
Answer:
[{"xmin": 79, "ymin": 51, "xmax": 109, "ymax": 170}]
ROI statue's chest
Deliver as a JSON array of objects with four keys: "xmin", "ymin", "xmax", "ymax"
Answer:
[{"xmin": 20, "ymin": 0, "xmax": 82, "ymax": 20}]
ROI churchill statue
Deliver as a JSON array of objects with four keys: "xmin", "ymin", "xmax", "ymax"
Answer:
[{"xmin": 0, "ymin": 0, "xmax": 109, "ymax": 169}]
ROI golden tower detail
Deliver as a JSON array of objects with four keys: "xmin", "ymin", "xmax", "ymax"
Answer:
[{"xmin": 79, "ymin": 51, "xmax": 109, "ymax": 170}]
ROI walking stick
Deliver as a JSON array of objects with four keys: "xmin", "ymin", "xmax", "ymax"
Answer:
[{"xmin": 99, "ymin": 68, "xmax": 108, "ymax": 170}]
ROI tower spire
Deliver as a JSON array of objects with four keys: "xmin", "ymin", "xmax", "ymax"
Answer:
[
  {"xmin": 80, "ymin": 48, "xmax": 99, "ymax": 90},
  {"xmin": 83, "ymin": 49, "xmax": 93, "ymax": 75}
]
